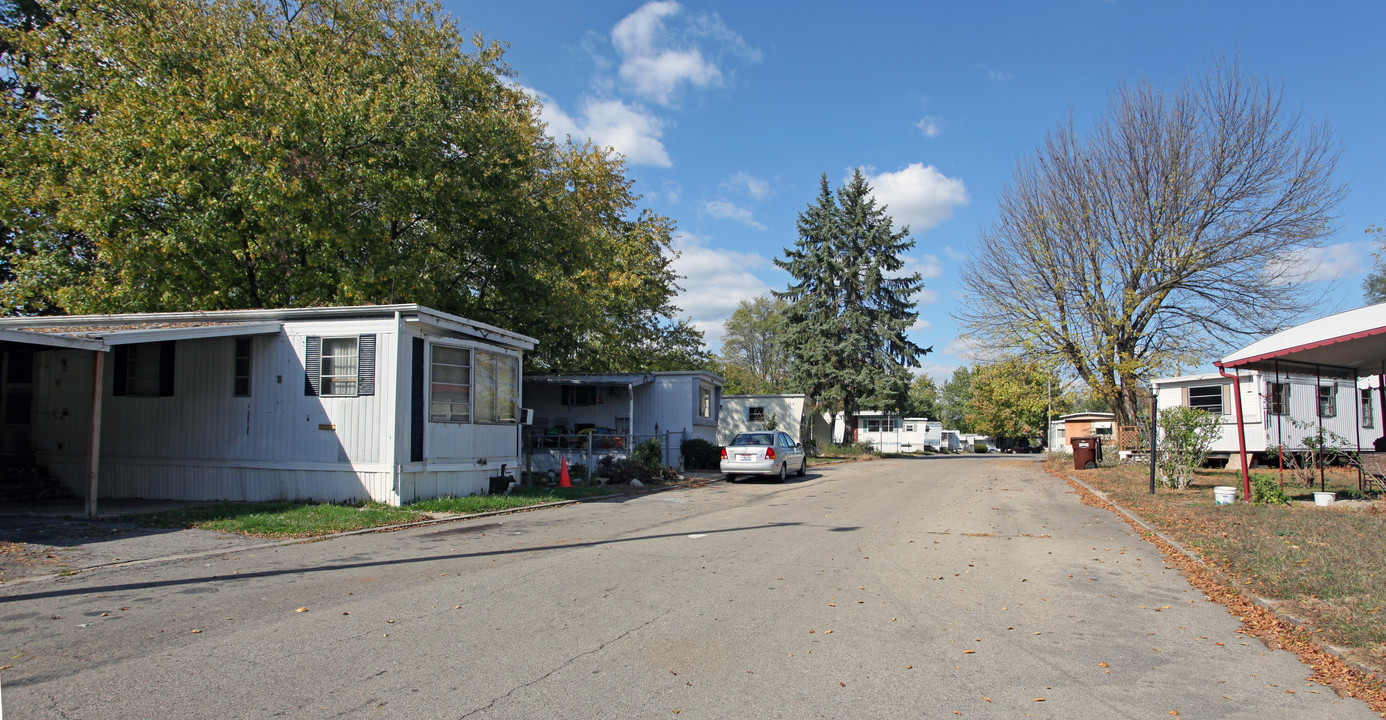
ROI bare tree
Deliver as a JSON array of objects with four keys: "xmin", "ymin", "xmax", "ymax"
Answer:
[{"xmin": 957, "ymin": 58, "xmax": 1345, "ymax": 425}]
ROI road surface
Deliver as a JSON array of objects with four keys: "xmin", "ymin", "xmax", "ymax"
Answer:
[{"xmin": 0, "ymin": 456, "xmax": 1373, "ymax": 718}]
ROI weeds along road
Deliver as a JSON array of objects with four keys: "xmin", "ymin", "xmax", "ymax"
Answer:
[{"xmin": 0, "ymin": 456, "xmax": 1375, "ymax": 719}]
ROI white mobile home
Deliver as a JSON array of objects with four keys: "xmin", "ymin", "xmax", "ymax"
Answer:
[
  {"xmin": 850, "ymin": 412, "xmax": 942, "ymax": 453},
  {"xmin": 0, "ymin": 305, "xmax": 535, "ymax": 507},
  {"xmin": 1153, "ymin": 371, "xmax": 1377, "ymax": 463},
  {"xmin": 1048, "ymin": 412, "xmax": 1117, "ymax": 452},
  {"xmin": 522, "ymin": 371, "xmax": 723, "ymax": 469}
]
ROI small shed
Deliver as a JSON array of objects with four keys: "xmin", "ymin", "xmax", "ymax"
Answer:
[
  {"xmin": 1048, "ymin": 412, "xmax": 1117, "ymax": 452},
  {"xmin": 0, "ymin": 305, "xmax": 536, "ymax": 511}
]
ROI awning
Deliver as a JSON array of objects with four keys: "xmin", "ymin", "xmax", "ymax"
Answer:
[{"xmin": 1218, "ymin": 303, "xmax": 1386, "ymax": 378}]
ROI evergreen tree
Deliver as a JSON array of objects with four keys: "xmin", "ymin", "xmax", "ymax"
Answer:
[{"xmin": 775, "ymin": 170, "xmax": 929, "ymax": 439}]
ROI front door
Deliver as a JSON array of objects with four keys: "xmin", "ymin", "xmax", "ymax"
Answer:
[{"xmin": 0, "ymin": 348, "xmax": 35, "ymax": 454}]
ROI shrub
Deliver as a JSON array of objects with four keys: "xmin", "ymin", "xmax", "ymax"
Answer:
[
  {"xmin": 1250, "ymin": 473, "xmax": 1291, "ymax": 505},
  {"xmin": 819, "ymin": 441, "xmax": 878, "ymax": 458},
  {"xmin": 972, "ymin": 443, "xmax": 988, "ymax": 453},
  {"xmin": 631, "ymin": 438, "xmax": 663, "ymax": 468},
  {"xmin": 681, "ymin": 438, "xmax": 720, "ymax": 470},
  {"xmin": 1156, "ymin": 406, "xmax": 1222, "ymax": 489}
]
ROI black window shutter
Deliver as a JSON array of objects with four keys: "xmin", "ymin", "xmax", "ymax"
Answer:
[
  {"xmin": 410, "ymin": 337, "xmax": 425, "ymax": 462},
  {"xmin": 158, "ymin": 341, "xmax": 176, "ymax": 396},
  {"xmin": 112, "ymin": 345, "xmax": 129, "ymax": 397},
  {"xmin": 357, "ymin": 334, "xmax": 376, "ymax": 396},
  {"xmin": 304, "ymin": 336, "xmax": 321, "ymax": 396}
]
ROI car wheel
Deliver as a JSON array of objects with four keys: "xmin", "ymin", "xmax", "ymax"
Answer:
[
  {"xmin": 777, "ymin": 463, "xmax": 788, "ymax": 483},
  {"xmin": 724, "ymin": 473, "xmax": 737, "ymax": 482},
  {"xmin": 797, "ymin": 458, "xmax": 807, "ymax": 477}
]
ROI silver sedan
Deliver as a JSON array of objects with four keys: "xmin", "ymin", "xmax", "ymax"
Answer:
[{"xmin": 720, "ymin": 431, "xmax": 808, "ymax": 482}]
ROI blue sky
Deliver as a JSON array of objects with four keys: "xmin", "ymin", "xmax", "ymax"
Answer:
[{"xmin": 445, "ymin": 1, "xmax": 1386, "ymax": 382}]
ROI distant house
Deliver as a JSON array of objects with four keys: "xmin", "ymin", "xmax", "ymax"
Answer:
[
  {"xmin": 522, "ymin": 371, "xmax": 723, "ymax": 471},
  {"xmin": 1152, "ymin": 371, "xmax": 1377, "ymax": 464},
  {"xmin": 0, "ymin": 305, "xmax": 536, "ymax": 508},
  {"xmin": 718, "ymin": 394, "xmax": 830, "ymax": 446},
  {"xmin": 840, "ymin": 411, "xmax": 951, "ymax": 452},
  {"xmin": 1048, "ymin": 412, "xmax": 1117, "ymax": 452}
]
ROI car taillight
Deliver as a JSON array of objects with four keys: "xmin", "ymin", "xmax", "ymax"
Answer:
[
  {"xmin": 720, "ymin": 447, "xmax": 727, "ymax": 459},
  {"xmin": 765, "ymin": 447, "xmax": 775, "ymax": 459}
]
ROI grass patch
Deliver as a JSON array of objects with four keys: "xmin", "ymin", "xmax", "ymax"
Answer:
[
  {"xmin": 406, "ymin": 486, "xmax": 616, "ymax": 513},
  {"xmin": 135, "ymin": 486, "xmax": 623, "ymax": 538},
  {"xmin": 137, "ymin": 501, "xmax": 428, "ymax": 538},
  {"xmin": 1060, "ymin": 462, "xmax": 1386, "ymax": 656}
]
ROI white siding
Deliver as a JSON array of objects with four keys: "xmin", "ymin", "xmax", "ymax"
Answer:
[
  {"xmin": 23, "ymin": 314, "xmax": 528, "ymax": 504},
  {"xmin": 718, "ymin": 396, "xmax": 806, "ymax": 445}
]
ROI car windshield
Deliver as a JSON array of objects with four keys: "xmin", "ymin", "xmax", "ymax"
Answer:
[{"xmin": 732, "ymin": 433, "xmax": 774, "ymax": 447}]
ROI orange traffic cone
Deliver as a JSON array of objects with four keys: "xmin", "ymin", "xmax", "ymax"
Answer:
[{"xmin": 559, "ymin": 456, "xmax": 572, "ymax": 488}]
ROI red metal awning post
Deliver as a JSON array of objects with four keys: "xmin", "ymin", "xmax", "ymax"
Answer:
[{"xmin": 1216, "ymin": 363, "xmax": 1252, "ymax": 499}]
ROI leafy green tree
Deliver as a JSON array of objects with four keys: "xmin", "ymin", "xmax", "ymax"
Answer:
[
  {"xmin": 906, "ymin": 373, "xmax": 940, "ymax": 419},
  {"xmin": 0, "ymin": 0, "xmax": 703, "ymax": 370},
  {"xmin": 938, "ymin": 366, "xmax": 973, "ymax": 432},
  {"xmin": 775, "ymin": 171, "xmax": 928, "ymax": 438},
  {"xmin": 718, "ymin": 296, "xmax": 792, "ymax": 394},
  {"xmin": 965, "ymin": 359, "xmax": 1055, "ymax": 441}
]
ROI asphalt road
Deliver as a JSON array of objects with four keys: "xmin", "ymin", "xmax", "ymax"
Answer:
[{"xmin": 0, "ymin": 456, "xmax": 1375, "ymax": 719}]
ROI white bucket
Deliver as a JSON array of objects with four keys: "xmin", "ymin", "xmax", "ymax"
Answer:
[
  {"xmin": 1314, "ymin": 492, "xmax": 1336, "ymax": 507},
  {"xmin": 1213, "ymin": 486, "xmax": 1236, "ymax": 505}
]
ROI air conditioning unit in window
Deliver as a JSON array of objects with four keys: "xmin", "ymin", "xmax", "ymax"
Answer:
[{"xmin": 520, "ymin": 408, "xmax": 534, "ymax": 425}]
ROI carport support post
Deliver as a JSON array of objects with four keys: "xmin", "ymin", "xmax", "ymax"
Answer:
[
  {"xmin": 86, "ymin": 350, "xmax": 104, "ymax": 519},
  {"xmin": 1216, "ymin": 363, "xmax": 1252, "ymax": 499}
]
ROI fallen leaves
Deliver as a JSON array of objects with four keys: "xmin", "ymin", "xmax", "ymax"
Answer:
[{"xmin": 294, "ymin": 607, "xmax": 308, "ymax": 613}]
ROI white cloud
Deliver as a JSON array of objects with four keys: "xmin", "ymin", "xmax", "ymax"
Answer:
[
  {"xmin": 669, "ymin": 231, "xmax": 773, "ymax": 349},
  {"xmin": 530, "ymin": 90, "xmax": 672, "ymax": 167},
  {"xmin": 723, "ymin": 171, "xmax": 772, "ymax": 201},
  {"xmin": 1275, "ymin": 242, "xmax": 1370, "ymax": 283},
  {"xmin": 943, "ymin": 246, "xmax": 968, "ymax": 262},
  {"xmin": 908, "ymin": 318, "xmax": 934, "ymax": 332},
  {"xmin": 914, "ymin": 288, "xmax": 940, "ymax": 306},
  {"xmin": 912, "ymin": 359, "xmax": 959, "ymax": 385},
  {"xmin": 980, "ymin": 63, "xmax": 1011, "ymax": 81},
  {"xmin": 704, "ymin": 200, "xmax": 766, "ymax": 230},
  {"xmin": 610, "ymin": 1, "xmax": 759, "ymax": 107},
  {"xmin": 858, "ymin": 163, "xmax": 969, "ymax": 234},
  {"xmin": 904, "ymin": 255, "xmax": 943, "ymax": 280},
  {"xmin": 915, "ymin": 115, "xmax": 942, "ymax": 138}
]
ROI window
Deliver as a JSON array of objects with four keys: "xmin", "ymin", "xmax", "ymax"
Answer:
[
  {"xmin": 474, "ymin": 350, "xmax": 518, "ymax": 424},
  {"xmin": 862, "ymin": 418, "xmax": 893, "ymax": 432},
  {"xmin": 233, "ymin": 338, "xmax": 252, "ymax": 397},
  {"xmin": 1318, "ymin": 385, "xmax": 1337, "ymax": 418},
  {"xmin": 1095, "ymin": 426, "xmax": 1113, "ymax": 436},
  {"xmin": 1362, "ymin": 389, "xmax": 1375, "ymax": 429},
  {"xmin": 113, "ymin": 341, "xmax": 175, "ymax": 397},
  {"xmin": 304, "ymin": 335, "xmax": 375, "ymax": 397},
  {"xmin": 320, "ymin": 338, "xmax": 359, "ymax": 396},
  {"xmin": 1187, "ymin": 385, "xmax": 1224, "ymax": 414},
  {"xmin": 1267, "ymin": 382, "xmax": 1289, "ymax": 415},
  {"xmin": 747, "ymin": 406, "xmax": 766, "ymax": 422},
  {"xmin": 699, "ymin": 386, "xmax": 712, "ymax": 418},
  {"xmin": 429, "ymin": 346, "xmax": 471, "ymax": 422}
]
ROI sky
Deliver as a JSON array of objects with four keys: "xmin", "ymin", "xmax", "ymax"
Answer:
[{"xmin": 444, "ymin": 0, "xmax": 1386, "ymax": 382}]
